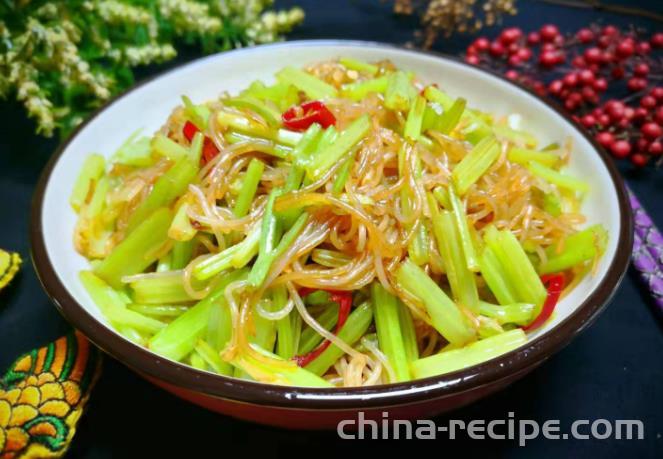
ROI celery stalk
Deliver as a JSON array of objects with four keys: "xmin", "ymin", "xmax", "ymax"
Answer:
[
  {"xmin": 171, "ymin": 240, "xmax": 195, "ymax": 270},
  {"xmin": 339, "ymin": 57, "xmax": 379, "ymax": 75},
  {"xmin": 411, "ymin": 329, "xmax": 527, "ymax": 379},
  {"xmin": 224, "ymin": 96, "xmax": 281, "ymax": 127},
  {"xmin": 181, "ymin": 95, "xmax": 210, "ymax": 130},
  {"xmin": 539, "ymin": 224, "xmax": 608, "ymax": 274},
  {"xmin": 189, "ymin": 352, "xmax": 206, "ymax": 370},
  {"xmin": 452, "ymin": 136, "xmax": 501, "ymax": 195},
  {"xmin": 251, "ymin": 302, "xmax": 277, "ymax": 352},
  {"xmin": 169, "ymin": 202, "xmax": 196, "ymax": 241},
  {"xmin": 224, "ymin": 132, "xmax": 292, "ymax": 158},
  {"xmin": 70, "ymin": 154, "xmax": 105, "ymax": 211},
  {"xmin": 193, "ymin": 226, "xmax": 260, "ymax": 281},
  {"xmin": 448, "ymin": 185, "xmax": 480, "ymax": 272},
  {"xmin": 195, "ymin": 340, "xmax": 232, "ymax": 375},
  {"xmin": 275, "ymin": 285, "xmax": 300, "ymax": 359},
  {"xmin": 292, "ymin": 123, "xmax": 323, "ymax": 167},
  {"xmin": 436, "ymin": 97, "xmax": 467, "ymax": 134},
  {"xmin": 432, "ymin": 186, "xmax": 451, "ymax": 210},
  {"xmin": 332, "ymin": 157, "xmax": 353, "ymax": 195},
  {"xmin": 217, "ymin": 110, "xmax": 272, "ymax": 138},
  {"xmin": 423, "ymin": 86, "xmax": 454, "ymax": 111},
  {"xmin": 129, "ymin": 273, "xmax": 193, "ymax": 304},
  {"xmin": 432, "ymin": 211, "xmax": 480, "ymax": 313},
  {"xmin": 248, "ymin": 190, "xmax": 282, "ymax": 287},
  {"xmin": 95, "ymin": 208, "xmax": 173, "ymax": 288},
  {"xmin": 311, "ymin": 249, "xmax": 352, "ymax": 268},
  {"xmin": 479, "ymin": 301, "xmax": 535, "ymax": 326},
  {"xmin": 113, "ymin": 131, "xmax": 152, "ymax": 167},
  {"xmin": 306, "ymin": 115, "xmax": 371, "ymax": 180},
  {"xmin": 385, "ymin": 71, "xmax": 415, "ymax": 111},
  {"xmin": 276, "ymin": 66, "xmax": 338, "ymax": 100},
  {"xmin": 151, "ymin": 134, "xmax": 190, "ymax": 161},
  {"xmin": 398, "ymin": 303, "xmax": 419, "ymax": 361},
  {"xmin": 233, "ymin": 159, "xmax": 265, "ymax": 217},
  {"xmin": 148, "ymin": 269, "xmax": 247, "ymax": 361},
  {"xmin": 298, "ymin": 304, "xmax": 339, "ymax": 355},
  {"xmin": 305, "ymin": 302, "xmax": 374, "ymax": 376},
  {"xmin": 527, "ymin": 161, "xmax": 589, "ymax": 194},
  {"xmin": 372, "ymin": 283, "xmax": 411, "ymax": 382},
  {"xmin": 340, "ymin": 76, "xmax": 389, "ymax": 100},
  {"xmin": 508, "ymin": 147, "xmax": 560, "ymax": 168},
  {"xmin": 404, "ymin": 95, "xmax": 427, "ymax": 142},
  {"xmin": 128, "ymin": 304, "xmax": 190, "ymax": 318},
  {"xmin": 478, "ymin": 246, "xmax": 519, "ymax": 305},
  {"xmin": 396, "ymin": 259, "xmax": 475, "ymax": 345}
]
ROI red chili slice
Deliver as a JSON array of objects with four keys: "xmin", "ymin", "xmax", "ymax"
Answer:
[
  {"xmin": 293, "ymin": 288, "xmax": 352, "ymax": 367},
  {"xmin": 182, "ymin": 121, "xmax": 219, "ymax": 165},
  {"xmin": 522, "ymin": 273, "xmax": 565, "ymax": 331},
  {"xmin": 282, "ymin": 100, "xmax": 336, "ymax": 131}
]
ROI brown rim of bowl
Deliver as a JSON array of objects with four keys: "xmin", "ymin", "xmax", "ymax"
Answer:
[{"xmin": 30, "ymin": 40, "xmax": 633, "ymax": 410}]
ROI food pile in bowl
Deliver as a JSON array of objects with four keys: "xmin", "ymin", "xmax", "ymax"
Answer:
[{"xmin": 70, "ymin": 57, "xmax": 607, "ymax": 388}]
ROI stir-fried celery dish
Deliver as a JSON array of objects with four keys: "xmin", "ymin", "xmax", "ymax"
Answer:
[{"xmin": 72, "ymin": 58, "xmax": 608, "ymax": 387}]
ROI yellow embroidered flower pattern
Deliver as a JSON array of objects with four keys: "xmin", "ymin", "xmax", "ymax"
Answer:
[{"xmin": 0, "ymin": 332, "xmax": 101, "ymax": 458}]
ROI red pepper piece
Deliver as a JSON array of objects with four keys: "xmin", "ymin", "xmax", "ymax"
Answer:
[
  {"xmin": 282, "ymin": 100, "xmax": 336, "ymax": 131},
  {"xmin": 293, "ymin": 288, "xmax": 352, "ymax": 367},
  {"xmin": 182, "ymin": 121, "xmax": 219, "ymax": 165},
  {"xmin": 522, "ymin": 273, "xmax": 565, "ymax": 331}
]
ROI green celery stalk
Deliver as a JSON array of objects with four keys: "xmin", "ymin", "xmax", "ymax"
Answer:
[
  {"xmin": 404, "ymin": 95, "xmax": 427, "ymax": 142},
  {"xmin": 156, "ymin": 253, "xmax": 171, "ymax": 272},
  {"xmin": 484, "ymin": 226, "xmax": 547, "ymax": 310},
  {"xmin": 95, "ymin": 208, "xmax": 173, "ymax": 289},
  {"xmin": 451, "ymin": 136, "xmax": 501, "ymax": 195},
  {"xmin": 508, "ymin": 147, "xmax": 560, "ymax": 168},
  {"xmin": 494, "ymin": 125, "xmax": 538, "ymax": 148},
  {"xmin": 70, "ymin": 154, "xmax": 105, "ymax": 212},
  {"xmin": 129, "ymin": 273, "xmax": 193, "ymax": 304},
  {"xmin": 151, "ymin": 134, "xmax": 190, "ymax": 161},
  {"xmin": 298, "ymin": 303, "xmax": 339, "ymax": 355},
  {"xmin": 274, "ymin": 285, "xmax": 300, "ymax": 359},
  {"xmin": 189, "ymin": 352, "xmax": 206, "ymax": 370},
  {"xmin": 311, "ymin": 249, "xmax": 352, "ymax": 268},
  {"xmin": 103, "ymin": 305, "xmax": 166, "ymax": 334},
  {"xmin": 477, "ymin": 316, "xmax": 504, "ymax": 338},
  {"xmin": 543, "ymin": 192, "xmax": 562, "ymax": 217},
  {"xmin": 224, "ymin": 95, "xmax": 281, "ymax": 127},
  {"xmin": 411, "ymin": 329, "xmax": 527, "ymax": 379},
  {"xmin": 128, "ymin": 304, "xmax": 190, "ymax": 318},
  {"xmin": 423, "ymin": 86, "xmax": 454, "ymax": 111},
  {"xmin": 224, "ymin": 132, "xmax": 291, "ymax": 158},
  {"xmin": 306, "ymin": 115, "xmax": 371, "ymax": 180},
  {"xmin": 251, "ymin": 302, "xmax": 277, "ymax": 352},
  {"xmin": 527, "ymin": 161, "xmax": 589, "ymax": 194},
  {"xmin": 432, "ymin": 211, "xmax": 480, "ymax": 313},
  {"xmin": 436, "ymin": 97, "xmax": 467, "ymax": 134},
  {"xmin": 233, "ymin": 159, "xmax": 265, "ymax": 217},
  {"xmin": 276, "ymin": 66, "xmax": 339, "ymax": 99},
  {"xmin": 148, "ymin": 269, "xmax": 247, "ymax": 361},
  {"xmin": 422, "ymin": 102, "xmax": 444, "ymax": 132},
  {"xmin": 539, "ymin": 224, "xmax": 608, "ymax": 274},
  {"xmin": 217, "ymin": 110, "xmax": 272, "ymax": 138},
  {"xmin": 193, "ymin": 227, "xmax": 260, "ymax": 281},
  {"xmin": 478, "ymin": 246, "xmax": 519, "ymax": 305},
  {"xmin": 189, "ymin": 132, "xmax": 204, "ymax": 164},
  {"xmin": 396, "ymin": 259, "xmax": 475, "ymax": 345},
  {"xmin": 479, "ymin": 301, "xmax": 535, "ymax": 326},
  {"xmin": 241, "ymin": 81, "xmax": 299, "ymax": 111},
  {"xmin": 195, "ymin": 340, "xmax": 232, "ymax": 375},
  {"xmin": 125, "ymin": 158, "xmax": 197, "ymax": 233},
  {"xmin": 340, "ymin": 76, "xmax": 389, "ymax": 100},
  {"xmin": 332, "ymin": 157, "xmax": 353, "ymax": 195},
  {"xmin": 305, "ymin": 302, "xmax": 374, "ymax": 376},
  {"xmin": 82, "ymin": 175, "xmax": 109, "ymax": 221},
  {"xmin": 372, "ymin": 283, "xmax": 411, "ymax": 382},
  {"xmin": 113, "ymin": 131, "xmax": 152, "ymax": 167},
  {"xmin": 432, "ymin": 186, "xmax": 451, "ymax": 210},
  {"xmin": 292, "ymin": 123, "xmax": 323, "ymax": 167},
  {"xmin": 169, "ymin": 202, "xmax": 196, "ymax": 242},
  {"xmin": 181, "ymin": 95, "xmax": 210, "ymax": 130},
  {"xmin": 275, "ymin": 129, "xmax": 303, "ymax": 147},
  {"xmin": 171, "ymin": 240, "xmax": 195, "ymax": 270},
  {"xmin": 248, "ymin": 190, "xmax": 282, "ymax": 286},
  {"xmin": 397, "ymin": 145, "xmax": 428, "ymax": 266},
  {"xmin": 339, "ymin": 57, "xmax": 379, "ymax": 75},
  {"xmin": 397, "ymin": 303, "xmax": 419, "ymax": 361},
  {"xmin": 448, "ymin": 185, "xmax": 480, "ymax": 272},
  {"xmin": 385, "ymin": 71, "xmax": 415, "ymax": 111}
]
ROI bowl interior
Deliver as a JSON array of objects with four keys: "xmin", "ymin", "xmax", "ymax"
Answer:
[{"xmin": 40, "ymin": 41, "xmax": 623, "ymax": 379}]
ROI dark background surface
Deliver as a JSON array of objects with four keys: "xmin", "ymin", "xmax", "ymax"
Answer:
[{"xmin": 1, "ymin": 0, "xmax": 662, "ymax": 457}]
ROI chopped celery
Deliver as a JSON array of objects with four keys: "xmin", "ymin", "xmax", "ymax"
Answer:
[
  {"xmin": 303, "ymin": 290, "xmax": 331, "ymax": 305},
  {"xmin": 189, "ymin": 352, "xmax": 206, "ymax": 370},
  {"xmin": 128, "ymin": 304, "xmax": 190, "ymax": 318},
  {"xmin": 298, "ymin": 303, "xmax": 339, "ymax": 355},
  {"xmin": 477, "ymin": 316, "xmax": 504, "ymax": 338},
  {"xmin": 508, "ymin": 147, "xmax": 560, "ymax": 168},
  {"xmin": 484, "ymin": 226, "xmax": 547, "ymax": 310},
  {"xmin": 448, "ymin": 185, "xmax": 480, "ymax": 272},
  {"xmin": 411, "ymin": 329, "xmax": 526, "ymax": 379},
  {"xmin": 276, "ymin": 66, "xmax": 338, "ymax": 100},
  {"xmin": 432, "ymin": 211, "xmax": 480, "ymax": 313},
  {"xmin": 432, "ymin": 186, "xmax": 451, "ymax": 210},
  {"xmin": 224, "ymin": 132, "xmax": 291, "ymax": 158},
  {"xmin": 242, "ymin": 80, "xmax": 299, "ymax": 111},
  {"xmin": 306, "ymin": 115, "xmax": 370, "ymax": 180},
  {"xmin": 527, "ymin": 161, "xmax": 589, "ymax": 194},
  {"xmin": 339, "ymin": 57, "xmax": 379, "ymax": 75},
  {"xmin": 103, "ymin": 305, "xmax": 166, "ymax": 334},
  {"xmin": 129, "ymin": 272, "xmax": 192, "ymax": 304},
  {"xmin": 171, "ymin": 240, "xmax": 195, "ymax": 270},
  {"xmin": 332, "ymin": 157, "xmax": 353, "ymax": 195},
  {"xmin": 452, "ymin": 136, "xmax": 501, "ymax": 195},
  {"xmin": 151, "ymin": 134, "xmax": 190, "ymax": 161},
  {"xmin": 251, "ymin": 301, "xmax": 277, "ymax": 352},
  {"xmin": 494, "ymin": 125, "xmax": 538, "ymax": 148},
  {"xmin": 311, "ymin": 249, "xmax": 352, "ymax": 268},
  {"xmin": 82, "ymin": 175, "xmax": 109, "ymax": 221},
  {"xmin": 275, "ymin": 285, "xmax": 300, "ymax": 359},
  {"xmin": 423, "ymin": 86, "xmax": 454, "ymax": 111},
  {"xmin": 340, "ymin": 75, "xmax": 389, "ymax": 100},
  {"xmin": 422, "ymin": 102, "xmax": 444, "ymax": 132},
  {"xmin": 181, "ymin": 95, "xmax": 210, "ymax": 130},
  {"xmin": 95, "ymin": 208, "xmax": 173, "ymax": 288},
  {"xmin": 479, "ymin": 301, "xmax": 535, "ymax": 326},
  {"xmin": 404, "ymin": 95, "xmax": 427, "ymax": 142},
  {"xmin": 189, "ymin": 132, "xmax": 204, "ymax": 164},
  {"xmin": 156, "ymin": 253, "xmax": 172, "ymax": 272},
  {"xmin": 217, "ymin": 110, "xmax": 271, "ymax": 138},
  {"xmin": 248, "ymin": 189, "xmax": 282, "ymax": 286},
  {"xmin": 148, "ymin": 269, "xmax": 247, "ymax": 361},
  {"xmin": 539, "ymin": 224, "xmax": 608, "ymax": 274},
  {"xmin": 169, "ymin": 202, "xmax": 196, "ymax": 241},
  {"xmin": 372, "ymin": 283, "xmax": 411, "ymax": 382},
  {"xmin": 478, "ymin": 246, "xmax": 519, "ymax": 305},
  {"xmin": 305, "ymin": 302, "xmax": 374, "ymax": 376},
  {"xmin": 275, "ymin": 128, "xmax": 304, "ymax": 147},
  {"xmin": 397, "ymin": 144, "xmax": 428, "ymax": 265},
  {"xmin": 233, "ymin": 159, "xmax": 265, "ymax": 217},
  {"xmin": 396, "ymin": 259, "xmax": 475, "ymax": 345},
  {"xmin": 398, "ymin": 303, "xmax": 419, "ymax": 361},
  {"xmin": 70, "ymin": 154, "xmax": 105, "ymax": 211},
  {"xmin": 292, "ymin": 123, "xmax": 323, "ymax": 167},
  {"xmin": 126, "ymin": 158, "xmax": 197, "ymax": 233},
  {"xmin": 436, "ymin": 97, "xmax": 466, "ymax": 135},
  {"xmin": 113, "ymin": 130, "xmax": 152, "ymax": 167},
  {"xmin": 224, "ymin": 95, "xmax": 281, "ymax": 127},
  {"xmin": 193, "ymin": 227, "xmax": 260, "ymax": 281},
  {"xmin": 195, "ymin": 340, "xmax": 232, "ymax": 375},
  {"xmin": 385, "ymin": 71, "xmax": 415, "ymax": 111}
]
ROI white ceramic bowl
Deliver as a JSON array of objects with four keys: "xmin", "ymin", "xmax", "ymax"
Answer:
[{"xmin": 31, "ymin": 41, "xmax": 632, "ymax": 428}]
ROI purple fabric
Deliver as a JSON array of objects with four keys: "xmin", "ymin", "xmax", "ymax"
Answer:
[{"xmin": 628, "ymin": 187, "xmax": 663, "ymax": 311}]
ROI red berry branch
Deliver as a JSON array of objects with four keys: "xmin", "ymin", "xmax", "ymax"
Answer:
[{"xmin": 465, "ymin": 25, "xmax": 663, "ymax": 169}]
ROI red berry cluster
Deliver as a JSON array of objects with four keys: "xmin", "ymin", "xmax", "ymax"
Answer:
[{"xmin": 465, "ymin": 25, "xmax": 663, "ymax": 168}]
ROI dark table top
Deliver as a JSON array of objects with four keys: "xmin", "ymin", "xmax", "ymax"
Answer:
[{"xmin": 1, "ymin": 0, "xmax": 662, "ymax": 457}]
